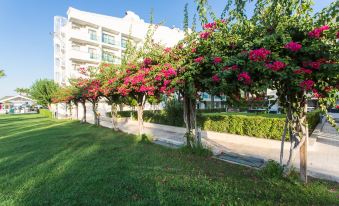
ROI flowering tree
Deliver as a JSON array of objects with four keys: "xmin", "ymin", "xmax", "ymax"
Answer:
[
  {"xmin": 117, "ymin": 51, "xmax": 178, "ymax": 136},
  {"xmin": 205, "ymin": 0, "xmax": 339, "ymax": 182},
  {"xmin": 98, "ymin": 63, "xmax": 125, "ymax": 130}
]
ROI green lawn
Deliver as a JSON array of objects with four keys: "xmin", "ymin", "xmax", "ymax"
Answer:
[{"xmin": 0, "ymin": 114, "xmax": 338, "ymax": 205}]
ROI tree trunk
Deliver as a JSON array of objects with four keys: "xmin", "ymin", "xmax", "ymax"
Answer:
[
  {"xmin": 183, "ymin": 94, "xmax": 198, "ymax": 148},
  {"xmin": 137, "ymin": 103, "xmax": 144, "ymax": 136},
  {"xmin": 68, "ymin": 103, "xmax": 73, "ymax": 120},
  {"xmin": 81, "ymin": 101, "xmax": 87, "ymax": 123},
  {"xmin": 92, "ymin": 102, "xmax": 99, "ymax": 126},
  {"xmin": 75, "ymin": 103, "xmax": 78, "ymax": 120},
  {"xmin": 300, "ymin": 99, "xmax": 308, "ymax": 183},
  {"xmin": 111, "ymin": 103, "xmax": 118, "ymax": 131},
  {"xmin": 280, "ymin": 116, "xmax": 288, "ymax": 165}
]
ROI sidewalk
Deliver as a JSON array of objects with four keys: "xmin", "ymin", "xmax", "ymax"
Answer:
[{"xmin": 88, "ymin": 116, "xmax": 339, "ymax": 182}]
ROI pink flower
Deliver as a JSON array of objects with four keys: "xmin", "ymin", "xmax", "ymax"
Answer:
[
  {"xmin": 213, "ymin": 57, "xmax": 222, "ymax": 64},
  {"xmin": 294, "ymin": 68, "xmax": 312, "ymax": 74},
  {"xmin": 238, "ymin": 72, "xmax": 251, "ymax": 85},
  {"xmin": 143, "ymin": 58, "xmax": 152, "ymax": 65},
  {"xmin": 299, "ymin": 80, "xmax": 315, "ymax": 91},
  {"xmin": 337, "ymin": 31, "xmax": 339, "ymax": 39},
  {"xmin": 266, "ymin": 61, "xmax": 286, "ymax": 71},
  {"xmin": 336, "ymin": 105, "xmax": 339, "ymax": 109},
  {"xmin": 203, "ymin": 22, "xmax": 217, "ymax": 30},
  {"xmin": 200, "ymin": 31, "xmax": 210, "ymax": 39},
  {"xmin": 309, "ymin": 61, "xmax": 321, "ymax": 70},
  {"xmin": 284, "ymin": 41, "xmax": 302, "ymax": 52},
  {"xmin": 249, "ymin": 48, "xmax": 271, "ymax": 62},
  {"xmin": 194, "ymin": 56, "xmax": 204, "ymax": 63},
  {"xmin": 212, "ymin": 74, "xmax": 220, "ymax": 82},
  {"xmin": 223, "ymin": 65, "xmax": 238, "ymax": 71},
  {"xmin": 191, "ymin": 48, "xmax": 196, "ymax": 53},
  {"xmin": 164, "ymin": 47, "xmax": 171, "ymax": 53},
  {"xmin": 308, "ymin": 25, "xmax": 330, "ymax": 39},
  {"xmin": 155, "ymin": 75, "xmax": 162, "ymax": 81}
]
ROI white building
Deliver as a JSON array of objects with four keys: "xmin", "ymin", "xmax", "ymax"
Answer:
[
  {"xmin": 54, "ymin": 7, "xmax": 185, "ymax": 86},
  {"xmin": 0, "ymin": 95, "xmax": 37, "ymax": 114}
]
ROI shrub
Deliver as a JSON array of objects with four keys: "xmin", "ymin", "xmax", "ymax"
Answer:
[
  {"xmin": 107, "ymin": 108, "xmax": 321, "ymax": 141},
  {"xmin": 39, "ymin": 109, "xmax": 52, "ymax": 118}
]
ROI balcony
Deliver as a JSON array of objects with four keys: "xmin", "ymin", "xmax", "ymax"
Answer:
[
  {"xmin": 69, "ymin": 49, "xmax": 100, "ymax": 63},
  {"xmin": 69, "ymin": 29, "xmax": 99, "ymax": 46}
]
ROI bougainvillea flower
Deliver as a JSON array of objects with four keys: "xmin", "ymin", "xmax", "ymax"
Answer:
[
  {"xmin": 194, "ymin": 56, "xmax": 204, "ymax": 63},
  {"xmin": 213, "ymin": 57, "xmax": 222, "ymax": 64},
  {"xmin": 266, "ymin": 61, "xmax": 286, "ymax": 71},
  {"xmin": 294, "ymin": 68, "xmax": 313, "ymax": 74},
  {"xmin": 308, "ymin": 25, "xmax": 330, "ymax": 39},
  {"xmin": 238, "ymin": 72, "xmax": 251, "ymax": 85},
  {"xmin": 212, "ymin": 74, "xmax": 221, "ymax": 82},
  {"xmin": 299, "ymin": 80, "xmax": 315, "ymax": 91},
  {"xmin": 284, "ymin": 41, "xmax": 302, "ymax": 52},
  {"xmin": 249, "ymin": 48, "xmax": 271, "ymax": 62},
  {"xmin": 200, "ymin": 31, "xmax": 210, "ymax": 39}
]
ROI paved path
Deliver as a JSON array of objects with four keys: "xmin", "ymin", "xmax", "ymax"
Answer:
[{"xmin": 87, "ymin": 115, "xmax": 339, "ymax": 182}]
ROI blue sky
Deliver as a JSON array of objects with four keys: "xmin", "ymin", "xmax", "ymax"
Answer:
[{"xmin": 0, "ymin": 0, "xmax": 335, "ymax": 97}]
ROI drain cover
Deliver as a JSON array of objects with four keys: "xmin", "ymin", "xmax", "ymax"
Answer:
[{"xmin": 214, "ymin": 152, "xmax": 265, "ymax": 169}]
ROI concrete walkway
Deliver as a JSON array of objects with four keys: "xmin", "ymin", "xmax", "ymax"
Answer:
[{"xmin": 86, "ymin": 115, "xmax": 339, "ymax": 182}]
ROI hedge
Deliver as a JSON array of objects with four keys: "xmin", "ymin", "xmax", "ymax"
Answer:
[
  {"xmin": 107, "ymin": 110, "xmax": 321, "ymax": 140},
  {"xmin": 39, "ymin": 109, "xmax": 52, "ymax": 118}
]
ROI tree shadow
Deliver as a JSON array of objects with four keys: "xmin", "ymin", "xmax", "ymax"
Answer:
[{"xmin": 0, "ymin": 116, "xmax": 338, "ymax": 205}]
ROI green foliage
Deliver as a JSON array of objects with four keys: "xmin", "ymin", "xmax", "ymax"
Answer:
[
  {"xmin": 112, "ymin": 109, "xmax": 321, "ymax": 140},
  {"xmin": 200, "ymin": 113, "xmax": 286, "ymax": 140},
  {"xmin": 0, "ymin": 70, "xmax": 5, "ymax": 78},
  {"xmin": 258, "ymin": 160, "xmax": 284, "ymax": 179},
  {"xmin": 30, "ymin": 79, "xmax": 59, "ymax": 107},
  {"xmin": 15, "ymin": 88, "xmax": 30, "ymax": 96},
  {"xmin": 39, "ymin": 109, "xmax": 52, "ymax": 118}
]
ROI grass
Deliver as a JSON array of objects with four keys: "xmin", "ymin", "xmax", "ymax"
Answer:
[{"xmin": 0, "ymin": 114, "xmax": 338, "ymax": 205}]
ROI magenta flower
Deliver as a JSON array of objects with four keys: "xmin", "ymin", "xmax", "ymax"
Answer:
[
  {"xmin": 203, "ymin": 22, "xmax": 217, "ymax": 30},
  {"xmin": 164, "ymin": 47, "xmax": 171, "ymax": 53},
  {"xmin": 308, "ymin": 25, "xmax": 330, "ymax": 39},
  {"xmin": 294, "ymin": 68, "xmax": 312, "ymax": 74},
  {"xmin": 194, "ymin": 56, "xmax": 204, "ymax": 63},
  {"xmin": 249, "ymin": 48, "xmax": 271, "ymax": 62},
  {"xmin": 284, "ymin": 41, "xmax": 302, "ymax": 52},
  {"xmin": 143, "ymin": 58, "xmax": 152, "ymax": 65},
  {"xmin": 299, "ymin": 80, "xmax": 315, "ymax": 91},
  {"xmin": 212, "ymin": 74, "xmax": 221, "ymax": 82},
  {"xmin": 200, "ymin": 31, "xmax": 210, "ymax": 39},
  {"xmin": 238, "ymin": 72, "xmax": 251, "ymax": 85},
  {"xmin": 266, "ymin": 61, "xmax": 286, "ymax": 71},
  {"xmin": 213, "ymin": 57, "xmax": 222, "ymax": 64}
]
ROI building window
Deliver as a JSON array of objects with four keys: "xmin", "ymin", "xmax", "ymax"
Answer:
[
  {"xmin": 88, "ymin": 29, "xmax": 97, "ymax": 41},
  {"xmin": 72, "ymin": 64, "xmax": 80, "ymax": 71},
  {"xmin": 88, "ymin": 48, "xmax": 98, "ymax": 59},
  {"xmin": 102, "ymin": 33, "xmax": 115, "ymax": 45},
  {"xmin": 121, "ymin": 39, "xmax": 128, "ymax": 48},
  {"xmin": 102, "ymin": 51, "xmax": 115, "ymax": 63},
  {"xmin": 55, "ymin": 58, "xmax": 60, "ymax": 67}
]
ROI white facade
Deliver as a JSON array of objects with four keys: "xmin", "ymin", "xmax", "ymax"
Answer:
[
  {"xmin": 0, "ymin": 95, "xmax": 37, "ymax": 114},
  {"xmin": 54, "ymin": 7, "xmax": 185, "ymax": 86}
]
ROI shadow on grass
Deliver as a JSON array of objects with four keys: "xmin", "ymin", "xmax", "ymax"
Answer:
[{"xmin": 0, "ymin": 116, "xmax": 338, "ymax": 205}]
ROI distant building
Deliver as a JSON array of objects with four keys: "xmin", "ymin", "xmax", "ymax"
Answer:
[
  {"xmin": 53, "ymin": 7, "xmax": 185, "ymax": 86},
  {"xmin": 0, "ymin": 95, "xmax": 36, "ymax": 114}
]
